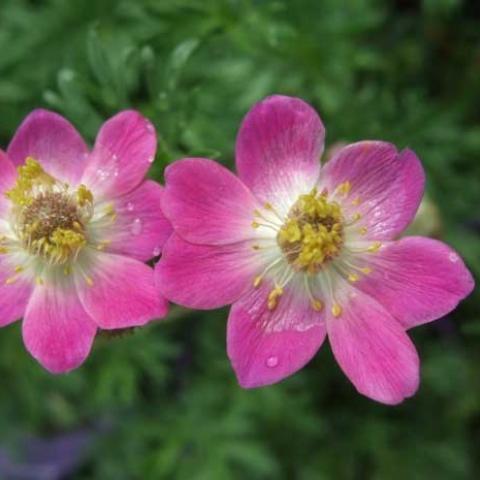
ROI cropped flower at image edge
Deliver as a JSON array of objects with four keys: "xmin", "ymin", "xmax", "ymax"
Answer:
[
  {"xmin": 156, "ymin": 95, "xmax": 475, "ymax": 405},
  {"xmin": 0, "ymin": 110, "xmax": 171, "ymax": 373}
]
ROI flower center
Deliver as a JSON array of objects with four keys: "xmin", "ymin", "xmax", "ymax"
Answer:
[
  {"xmin": 277, "ymin": 189, "xmax": 343, "ymax": 274},
  {"xmin": 6, "ymin": 157, "xmax": 94, "ymax": 265}
]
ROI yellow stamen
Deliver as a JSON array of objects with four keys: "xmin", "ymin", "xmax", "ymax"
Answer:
[
  {"xmin": 267, "ymin": 285, "xmax": 283, "ymax": 310},
  {"xmin": 359, "ymin": 227, "xmax": 368, "ymax": 235},
  {"xmin": 331, "ymin": 303, "xmax": 342, "ymax": 317},
  {"xmin": 348, "ymin": 273, "xmax": 359, "ymax": 282},
  {"xmin": 351, "ymin": 196, "xmax": 361, "ymax": 206},
  {"xmin": 277, "ymin": 189, "xmax": 344, "ymax": 273},
  {"xmin": 360, "ymin": 267, "xmax": 372, "ymax": 274},
  {"xmin": 5, "ymin": 277, "xmax": 17, "ymax": 285},
  {"xmin": 311, "ymin": 299, "xmax": 323, "ymax": 311},
  {"xmin": 6, "ymin": 157, "xmax": 54, "ymax": 206},
  {"xmin": 253, "ymin": 275, "xmax": 262, "ymax": 288},
  {"xmin": 337, "ymin": 181, "xmax": 351, "ymax": 196},
  {"xmin": 76, "ymin": 184, "xmax": 93, "ymax": 206},
  {"xmin": 367, "ymin": 242, "xmax": 382, "ymax": 253}
]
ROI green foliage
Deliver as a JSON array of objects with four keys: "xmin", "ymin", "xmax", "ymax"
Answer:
[{"xmin": 0, "ymin": 0, "xmax": 479, "ymax": 478}]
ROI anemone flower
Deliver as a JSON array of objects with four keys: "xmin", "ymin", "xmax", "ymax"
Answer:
[
  {"xmin": 0, "ymin": 109, "xmax": 171, "ymax": 373},
  {"xmin": 156, "ymin": 95, "xmax": 474, "ymax": 404}
]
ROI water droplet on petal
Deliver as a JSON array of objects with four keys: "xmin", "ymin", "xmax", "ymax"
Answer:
[
  {"xmin": 147, "ymin": 156, "xmax": 155, "ymax": 164},
  {"xmin": 97, "ymin": 168, "xmax": 109, "ymax": 180},
  {"xmin": 131, "ymin": 218, "xmax": 142, "ymax": 235},
  {"xmin": 126, "ymin": 202, "xmax": 134, "ymax": 212},
  {"xmin": 449, "ymin": 252, "xmax": 459, "ymax": 263},
  {"xmin": 266, "ymin": 356, "xmax": 279, "ymax": 368},
  {"xmin": 153, "ymin": 246, "xmax": 161, "ymax": 256}
]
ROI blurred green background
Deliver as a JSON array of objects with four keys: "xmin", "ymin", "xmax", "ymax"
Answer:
[{"xmin": 0, "ymin": 0, "xmax": 479, "ymax": 478}]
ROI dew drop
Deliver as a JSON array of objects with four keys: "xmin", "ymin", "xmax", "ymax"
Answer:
[
  {"xmin": 147, "ymin": 155, "xmax": 155, "ymax": 164},
  {"xmin": 126, "ymin": 202, "xmax": 134, "ymax": 212},
  {"xmin": 266, "ymin": 356, "xmax": 279, "ymax": 368},
  {"xmin": 153, "ymin": 246, "xmax": 161, "ymax": 256},
  {"xmin": 449, "ymin": 252, "xmax": 459, "ymax": 263},
  {"xmin": 97, "ymin": 168, "xmax": 109, "ymax": 180},
  {"xmin": 131, "ymin": 218, "xmax": 143, "ymax": 235}
]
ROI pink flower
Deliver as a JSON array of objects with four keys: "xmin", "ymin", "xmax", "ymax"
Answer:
[
  {"xmin": 0, "ymin": 109, "xmax": 171, "ymax": 373},
  {"xmin": 156, "ymin": 95, "xmax": 474, "ymax": 405}
]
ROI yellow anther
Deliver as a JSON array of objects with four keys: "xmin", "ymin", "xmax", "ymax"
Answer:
[
  {"xmin": 267, "ymin": 285, "xmax": 283, "ymax": 310},
  {"xmin": 351, "ymin": 197, "xmax": 361, "ymax": 206},
  {"xmin": 252, "ymin": 245, "xmax": 261, "ymax": 250},
  {"xmin": 84, "ymin": 276, "xmax": 94, "ymax": 287},
  {"xmin": 348, "ymin": 273, "xmax": 359, "ymax": 283},
  {"xmin": 311, "ymin": 299, "xmax": 323, "ymax": 311},
  {"xmin": 367, "ymin": 242, "xmax": 382, "ymax": 253},
  {"xmin": 361, "ymin": 267, "xmax": 372, "ymax": 274},
  {"xmin": 6, "ymin": 157, "xmax": 53, "ymax": 206},
  {"xmin": 50, "ymin": 228, "xmax": 86, "ymax": 250},
  {"xmin": 251, "ymin": 221, "xmax": 260, "ymax": 229},
  {"xmin": 0, "ymin": 247, "xmax": 8, "ymax": 254},
  {"xmin": 351, "ymin": 213, "xmax": 362, "ymax": 222},
  {"xmin": 14, "ymin": 265, "xmax": 24, "ymax": 273},
  {"xmin": 76, "ymin": 184, "xmax": 93, "ymax": 206},
  {"xmin": 64, "ymin": 266, "xmax": 72, "ymax": 276},
  {"xmin": 253, "ymin": 275, "xmax": 262, "ymax": 288},
  {"xmin": 359, "ymin": 227, "xmax": 368, "ymax": 235},
  {"xmin": 264, "ymin": 202, "xmax": 273, "ymax": 209},
  {"xmin": 331, "ymin": 303, "xmax": 342, "ymax": 317},
  {"xmin": 5, "ymin": 277, "xmax": 17, "ymax": 285},
  {"xmin": 337, "ymin": 181, "xmax": 351, "ymax": 196},
  {"xmin": 277, "ymin": 189, "xmax": 344, "ymax": 273},
  {"xmin": 36, "ymin": 276, "xmax": 44, "ymax": 285}
]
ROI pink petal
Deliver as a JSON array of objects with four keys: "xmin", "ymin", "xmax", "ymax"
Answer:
[
  {"xmin": 356, "ymin": 237, "xmax": 474, "ymax": 329},
  {"xmin": 227, "ymin": 282, "xmax": 326, "ymax": 388},
  {"xmin": 0, "ymin": 256, "xmax": 33, "ymax": 327},
  {"xmin": 0, "ymin": 149, "xmax": 17, "ymax": 216},
  {"xmin": 96, "ymin": 180, "xmax": 172, "ymax": 262},
  {"xmin": 162, "ymin": 158, "xmax": 260, "ymax": 245},
  {"xmin": 321, "ymin": 143, "xmax": 425, "ymax": 239},
  {"xmin": 81, "ymin": 111, "xmax": 156, "ymax": 199},
  {"xmin": 7, "ymin": 109, "xmax": 89, "ymax": 184},
  {"xmin": 155, "ymin": 233, "xmax": 260, "ymax": 309},
  {"xmin": 327, "ymin": 290, "xmax": 419, "ymax": 405},
  {"xmin": 236, "ymin": 95, "xmax": 325, "ymax": 211},
  {"xmin": 76, "ymin": 252, "xmax": 167, "ymax": 329},
  {"xmin": 23, "ymin": 281, "xmax": 97, "ymax": 373}
]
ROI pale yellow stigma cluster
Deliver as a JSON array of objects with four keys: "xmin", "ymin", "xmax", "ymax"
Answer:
[
  {"xmin": 277, "ymin": 188, "xmax": 343, "ymax": 274},
  {"xmin": 250, "ymin": 181, "xmax": 384, "ymax": 318},
  {"xmin": 5, "ymin": 157, "xmax": 93, "ymax": 266}
]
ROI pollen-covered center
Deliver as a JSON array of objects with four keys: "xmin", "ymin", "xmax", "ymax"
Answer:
[
  {"xmin": 6, "ymin": 157, "xmax": 93, "ymax": 265},
  {"xmin": 277, "ymin": 189, "xmax": 343, "ymax": 273}
]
